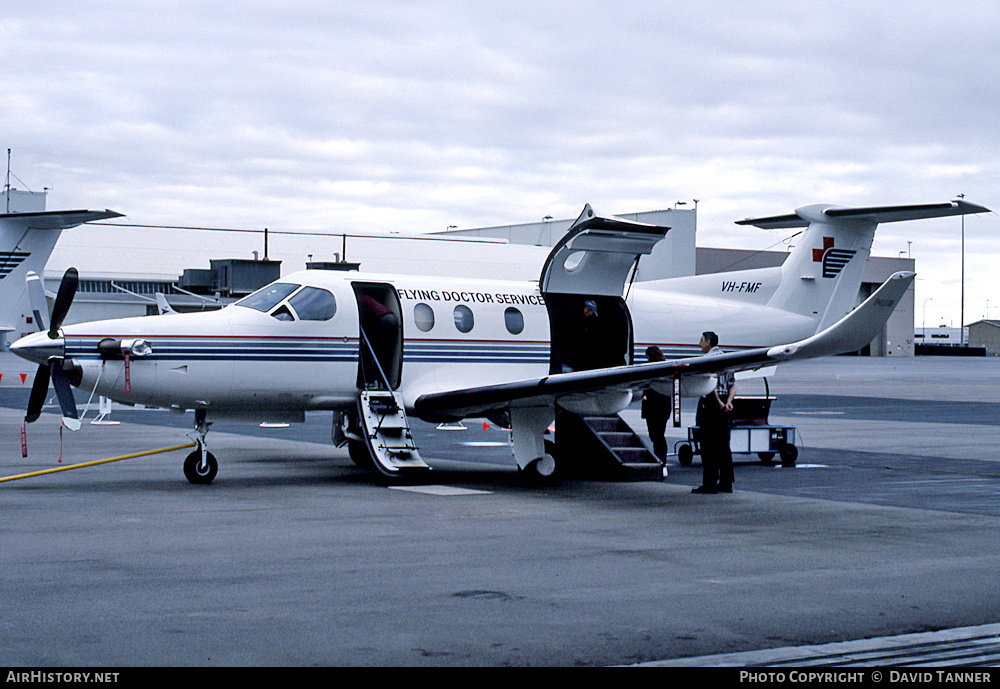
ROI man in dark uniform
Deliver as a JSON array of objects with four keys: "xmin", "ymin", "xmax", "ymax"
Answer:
[
  {"xmin": 562, "ymin": 300, "xmax": 603, "ymax": 372},
  {"xmin": 641, "ymin": 345, "xmax": 669, "ymax": 461},
  {"xmin": 692, "ymin": 331, "xmax": 736, "ymax": 494}
]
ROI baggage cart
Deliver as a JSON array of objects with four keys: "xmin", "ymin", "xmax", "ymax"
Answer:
[{"xmin": 675, "ymin": 394, "xmax": 798, "ymax": 467}]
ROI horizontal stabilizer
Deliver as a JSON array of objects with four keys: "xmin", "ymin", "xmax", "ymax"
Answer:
[
  {"xmin": 0, "ymin": 209, "xmax": 123, "ymax": 230},
  {"xmin": 737, "ymin": 200, "xmax": 990, "ymax": 229}
]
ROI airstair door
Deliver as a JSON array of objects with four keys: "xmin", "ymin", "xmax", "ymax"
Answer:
[
  {"xmin": 352, "ymin": 282, "xmax": 403, "ymax": 390},
  {"xmin": 350, "ymin": 283, "xmax": 429, "ymax": 478}
]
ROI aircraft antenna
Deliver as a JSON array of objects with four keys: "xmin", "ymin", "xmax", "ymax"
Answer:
[{"xmin": 3, "ymin": 150, "xmax": 35, "ymax": 212}]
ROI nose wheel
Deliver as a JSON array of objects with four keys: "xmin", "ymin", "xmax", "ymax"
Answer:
[{"xmin": 183, "ymin": 449, "xmax": 218, "ymax": 484}]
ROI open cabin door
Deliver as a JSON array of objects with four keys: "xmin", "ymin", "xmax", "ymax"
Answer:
[
  {"xmin": 349, "ymin": 281, "xmax": 430, "ymax": 479},
  {"xmin": 352, "ymin": 282, "xmax": 403, "ymax": 390},
  {"xmin": 540, "ymin": 205, "xmax": 669, "ymax": 373}
]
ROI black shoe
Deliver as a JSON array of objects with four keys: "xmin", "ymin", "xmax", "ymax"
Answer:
[
  {"xmin": 717, "ymin": 484, "xmax": 732, "ymax": 493},
  {"xmin": 691, "ymin": 485, "xmax": 717, "ymax": 494}
]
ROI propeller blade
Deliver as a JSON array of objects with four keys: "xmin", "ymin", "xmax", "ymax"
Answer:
[
  {"xmin": 48, "ymin": 267, "xmax": 79, "ymax": 339},
  {"xmin": 25, "ymin": 363, "xmax": 51, "ymax": 423},
  {"xmin": 51, "ymin": 362, "xmax": 81, "ymax": 431},
  {"xmin": 25, "ymin": 271, "xmax": 48, "ymax": 332}
]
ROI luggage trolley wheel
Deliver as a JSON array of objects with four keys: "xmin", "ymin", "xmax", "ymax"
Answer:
[
  {"xmin": 779, "ymin": 444, "xmax": 798, "ymax": 467},
  {"xmin": 677, "ymin": 443, "xmax": 694, "ymax": 467}
]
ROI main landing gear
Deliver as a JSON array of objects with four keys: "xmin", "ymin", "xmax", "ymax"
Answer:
[
  {"xmin": 510, "ymin": 406, "xmax": 558, "ymax": 484},
  {"xmin": 184, "ymin": 409, "xmax": 218, "ymax": 484}
]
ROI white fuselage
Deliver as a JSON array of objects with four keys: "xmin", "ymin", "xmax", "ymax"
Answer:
[{"xmin": 52, "ymin": 268, "xmax": 820, "ymax": 420}]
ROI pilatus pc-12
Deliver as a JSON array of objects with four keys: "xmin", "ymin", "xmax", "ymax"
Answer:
[{"xmin": 11, "ymin": 200, "xmax": 988, "ymax": 484}]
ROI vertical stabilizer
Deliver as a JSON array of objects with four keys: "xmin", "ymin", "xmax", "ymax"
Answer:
[
  {"xmin": 0, "ymin": 209, "xmax": 123, "ymax": 339},
  {"xmin": 737, "ymin": 200, "xmax": 990, "ymax": 333}
]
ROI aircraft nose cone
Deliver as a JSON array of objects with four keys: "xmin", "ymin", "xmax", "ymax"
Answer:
[{"xmin": 10, "ymin": 330, "xmax": 65, "ymax": 365}]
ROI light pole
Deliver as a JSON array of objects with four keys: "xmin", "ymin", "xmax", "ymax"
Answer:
[{"xmin": 957, "ymin": 194, "xmax": 965, "ymax": 345}]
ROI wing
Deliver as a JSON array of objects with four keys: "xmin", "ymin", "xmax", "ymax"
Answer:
[{"xmin": 413, "ymin": 271, "xmax": 915, "ymax": 421}]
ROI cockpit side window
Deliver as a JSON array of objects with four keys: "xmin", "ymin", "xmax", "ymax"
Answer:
[
  {"xmin": 289, "ymin": 286, "xmax": 337, "ymax": 321},
  {"xmin": 234, "ymin": 283, "xmax": 299, "ymax": 312}
]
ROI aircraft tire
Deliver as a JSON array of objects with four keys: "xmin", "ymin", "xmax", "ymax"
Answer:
[
  {"xmin": 184, "ymin": 450, "xmax": 218, "ymax": 484},
  {"xmin": 348, "ymin": 440, "xmax": 375, "ymax": 469}
]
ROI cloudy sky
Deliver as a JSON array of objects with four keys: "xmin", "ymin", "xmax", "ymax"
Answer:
[{"xmin": 3, "ymin": 1, "xmax": 998, "ymax": 327}]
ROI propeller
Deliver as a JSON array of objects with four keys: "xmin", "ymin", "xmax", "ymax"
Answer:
[
  {"xmin": 48, "ymin": 267, "xmax": 78, "ymax": 339},
  {"xmin": 24, "ymin": 268, "xmax": 81, "ymax": 430}
]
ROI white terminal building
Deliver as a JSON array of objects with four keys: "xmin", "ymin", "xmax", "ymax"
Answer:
[{"xmin": 8, "ymin": 190, "xmax": 918, "ymax": 356}]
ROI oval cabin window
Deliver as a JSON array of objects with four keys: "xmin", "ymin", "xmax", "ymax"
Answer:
[
  {"xmin": 504, "ymin": 307, "xmax": 524, "ymax": 335},
  {"xmin": 453, "ymin": 305, "xmax": 474, "ymax": 333},
  {"xmin": 414, "ymin": 303, "xmax": 435, "ymax": 332}
]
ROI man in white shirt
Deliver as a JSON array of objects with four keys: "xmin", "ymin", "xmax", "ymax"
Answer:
[{"xmin": 692, "ymin": 331, "xmax": 736, "ymax": 494}]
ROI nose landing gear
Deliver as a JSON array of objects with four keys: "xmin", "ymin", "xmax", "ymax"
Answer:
[{"xmin": 184, "ymin": 409, "xmax": 218, "ymax": 484}]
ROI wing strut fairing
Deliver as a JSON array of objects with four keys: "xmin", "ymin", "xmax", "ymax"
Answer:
[{"xmin": 413, "ymin": 271, "xmax": 915, "ymax": 422}]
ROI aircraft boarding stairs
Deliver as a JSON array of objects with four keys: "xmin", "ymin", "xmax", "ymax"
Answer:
[
  {"xmin": 357, "ymin": 390, "xmax": 431, "ymax": 478},
  {"xmin": 555, "ymin": 409, "xmax": 664, "ymax": 481},
  {"xmin": 356, "ymin": 327, "xmax": 431, "ymax": 479}
]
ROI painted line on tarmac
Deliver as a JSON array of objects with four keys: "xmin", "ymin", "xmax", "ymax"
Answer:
[
  {"xmin": 389, "ymin": 485, "xmax": 492, "ymax": 496},
  {"xmin": 632, "ymin": 622, "xmax": 1000, "ymax": 667},
  {"xmin": 886, "ymin": 465, "xmax": 1000, "ymax": 478}
]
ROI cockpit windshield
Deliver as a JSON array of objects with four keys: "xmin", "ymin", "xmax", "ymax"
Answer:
[{"xmin": 234, "ymin": 283, "xmax": 299, "ymax": 312}]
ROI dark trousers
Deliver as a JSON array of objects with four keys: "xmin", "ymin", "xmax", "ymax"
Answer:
[
  {"xmin": 697, "ymin": 395, "xmax": 734, "ymax": 488},
  {"xmin": 642, "ymin": 391, "xmax": 669, "ymax": 461},
  {"xmin": 646, "ymin": 415, "xmax": 668, "ymax": 461}
]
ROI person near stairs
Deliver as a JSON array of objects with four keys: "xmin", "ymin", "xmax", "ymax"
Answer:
[{"xmin": 641, "ymin": 346, "xmax": 669, "ymax": 462}]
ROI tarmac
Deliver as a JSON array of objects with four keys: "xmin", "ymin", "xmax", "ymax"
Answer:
[{"xmin": 1, "ymin": 352, "xmax": 1000, "ymax": 667}]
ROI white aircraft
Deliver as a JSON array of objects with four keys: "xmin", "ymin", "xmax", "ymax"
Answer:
[
  {"xmin": 1, "ymin": 208, "xmax": 123, "ymax": 339},
  {"xmin": 9, "ymin": 200, "xmax": 989, "ymax": 484}
]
